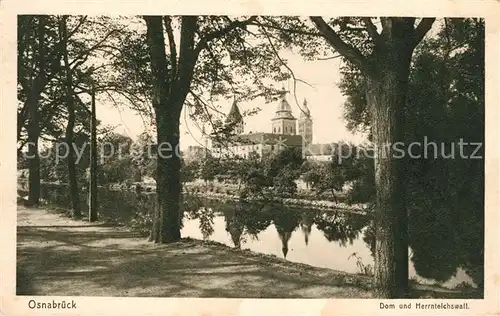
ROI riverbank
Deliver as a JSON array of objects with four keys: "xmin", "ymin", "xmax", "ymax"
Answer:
[
  {"xmin": 183, "ymin": 182, "xmax": 370, "ymax": 214},
  {"xmin": 17, "ymin": 180, "xmax": 369, "ymax": 214},
  {"xmin": 187, "ymin": 190, "xmax": 369, "ymax": 214},
  {"xmin": 16, "ymin": 203, "xmax": 477, "ymax": 298}
]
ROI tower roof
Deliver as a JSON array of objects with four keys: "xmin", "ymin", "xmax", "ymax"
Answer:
[
  {"xmin": 226, "ymin": 99, "xmax": 243, "ymax": 124},
  {"xmin": 300, "ymin": 98, "xmax": 311, "ymax": 118},
  {"xmin": 273, "ymin": 88, "xmax": 296, "ymax": 121}
]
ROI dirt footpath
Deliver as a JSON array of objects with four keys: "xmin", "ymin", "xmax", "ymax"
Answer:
[{"xmin": 16, "ymin": 205, "xmax": 373, "ymax": 298}]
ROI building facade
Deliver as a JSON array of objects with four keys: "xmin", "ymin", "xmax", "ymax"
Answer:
[
  {"xmin": 207, "ymin": 89, "xmax": 342, "ymax": 163},
  {"xmin": 298, "ymin": 99, "xmax": 313, "ymax": 147},
  {"xmin": 211, "ymin": 89, "xmax": 305, "ymax": 159}
]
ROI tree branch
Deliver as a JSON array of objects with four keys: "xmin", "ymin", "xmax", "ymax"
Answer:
[
  {"xmin": 144, "ymin": 15, "xmax": 171, "ymax": 110},
  {"xmin": 67, "ymin": 15, "xmax": 88, "ymax": 39},
  {"xmin": 163, "ymin": 16, "xmax": 178, "ymax": 80},
  {"xmin": 195, "ymin": 16, "xmax": 257, "ymax": 55},
  {"xmin": 186, "ymin": 92, "xmax": 224, "ymax": 148},
  {"xmin": 176, "ymin": 16, "xmax": 259, "ymax": 114},
  {"xmin": 204, "ymin": 41, "xmax": 237, "ymax": 95},
  {"xmin": 176, "ymin": 16, "xmax": 198, "ymax": 110},
  {"xmin": 413, "ymin": 18, "xmax": 435, "ymax": 48},
  {"xmin": 69, "ymin": 26, "xmax": 125, "ymax": 70},
  {"xmin": 317, "ymin": 54, "xmax": 341, "ymax": 60},
  {"xmin": 310, "ymin": 17, "xmax": 373, "ymax": 76},
  {"xmin": 362, "ymin": 18, "xmax": 380, "ymax": 43},
  {"xmin": 258, "ymin": 20, "xmax": 314, "ymax": 115},
  {"xmin": 257, "ymin": 17, "xmax": 322, "ymax": 37}
]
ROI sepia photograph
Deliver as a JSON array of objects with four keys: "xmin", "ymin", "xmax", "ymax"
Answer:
[{"xmin": 1, "ymin": 3, "xmax": 498, "ymax": 315}]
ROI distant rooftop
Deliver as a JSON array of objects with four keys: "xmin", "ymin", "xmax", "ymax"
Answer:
[
  {"xmin": 226, "ymin": 99, "xmax": 243, "ymax": 124},
  {"xmin": 212, "ymin": 132, "xmax": 303, "ymax": 148}
]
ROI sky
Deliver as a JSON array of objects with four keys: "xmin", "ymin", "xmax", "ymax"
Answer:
[
  {"xmin": 90, "ymin": 17, "xmax": 443, "ymax": 151},
  {"xmin": 97, "ymin": 49, "xmax": 367, "ymax": 150}
]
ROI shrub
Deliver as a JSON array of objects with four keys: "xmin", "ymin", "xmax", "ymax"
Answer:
[{"xmin": 129, "ymin": 210, "xmax": 153, "ymax": 237}]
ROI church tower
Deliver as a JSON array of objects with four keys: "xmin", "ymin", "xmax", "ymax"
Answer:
[
  {"xmin": 272, "ymin": 88, "xmax": 296, "ymax": 135},
  {"xmin": 226, "ymin": 99, "xmax": 244, "ymax": 135},
  {"xmin": 201, "ymin": 124, "xmax": 209, "ymax": 158},
  {"xmin": 298, "ymin": 98, "xmax": 313, "ymax": 147}
]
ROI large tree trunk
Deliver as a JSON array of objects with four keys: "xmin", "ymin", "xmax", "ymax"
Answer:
[
  {"xmin": 89, "ymin": 86, "xmax": 98, "ymax": 222},
  {"xmin": 26, "ymin": 16, "xmax": 47, "ymax": 205},
  {"xmin": 367, "ymin": 30, "xmax": 413, "ymax": 298},
  {"xmin": 61, "ymin": 16, "xmax": 81, "ymax": 218},
  {"xmin": 145, "ymin": 16, "xmax": 183, "ymax": 243},
  {"xmin": 26, "ymin": 106, "xmax": 40, "ymax": 205},
  {"xmin": 65, "ymin": 106, "xmax": 81, "ymax": 218},
  {"xmin": 151, "ymin": 107, "xmax": 182, "ymax": 243},
  {"xmin": 310, "ymin": 16, "xmax": 435, "ymax": 299}
]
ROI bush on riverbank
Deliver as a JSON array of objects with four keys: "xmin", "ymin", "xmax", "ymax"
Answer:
[{"xmin": 183, "ymin": 181, "xmax": 367, "ymax": 213}]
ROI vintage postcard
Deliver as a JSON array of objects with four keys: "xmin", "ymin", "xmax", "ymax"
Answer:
[{"xmin": 1, "ymin": 0, "xmax": 499, "ymax": 315}]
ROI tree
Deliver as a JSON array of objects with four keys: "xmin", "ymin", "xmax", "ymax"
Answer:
[
  {"xmin": 335, "ymin": 18, "xmax": 484, "ymax": 293},
  {"xmin": 131, "ymin": 131, "xmax": 157, "ymax": 181},
  {"xmin": 238, "ymin": 152, "xmax": 270, "ymax": 200},
  {"xmin": 180, "ymin": 158, "xmax": 200, "ymax": 183},
  {"xmin": 18, "ymin": 15, "xmax": 128, "ymax": 208},
  {"xmin": 272, "ymin": 167, "xmax": 299, "ymax": 198},
  {"xmin": 404, "ymin": 19, "xmax": 484, "ymax": 291},
  {"xmin": 18, "ymin": 16, "xmax": 53, "ymax": 205},
  {"xmin": 301, "ymin": 160, "xmax": 320, "ymax": 189},
  {"xmin": 141, "ymin": 16, "xmax": 293, "ymax": 243},
  {"xmin": 198, "ymin": 154, "xmax": 220, "ymax": 183},
  {"xmin": 316, "ymin": 164, "xmax": 344, "ymax": 203},
  {"xmin": 266, "ymin": 147, "xmax": 304, "ymax": 197},
  {"xmin": 98, "ymin": 132, "xmax": 135, "ymax": 184},
  {"xmin": 331, "ymin": 142, "xmax": 376, "ymax": 204},
  {"xmin": 305, "ymin": 17, "xmax": 435, "ymax": 298},
  {"xmin": 59, "ymin": 16, "xmax": 82, "ymax": 218}
]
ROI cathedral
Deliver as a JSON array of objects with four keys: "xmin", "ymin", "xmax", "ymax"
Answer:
[{"xmin": 210, "ymin": 88, "xmax": 313, "ymax": 159}]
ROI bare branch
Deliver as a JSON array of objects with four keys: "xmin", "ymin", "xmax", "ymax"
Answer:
[
  {"xmin": 258, "ymin": 21, "xmax": 314, "ymax": 116},
  {"xmin": 67, "ymin": 16, "xmax": 88, "ymax": 38},
  {"xmin": 183, "ymin": 105, "xmax": 210, "ymax": 150},
  {"xmin": 310, "ymin": 17, "xmax": 373, "ymax": 76},
  {"xmin": 176, "ymin": 16, "xmax": 259, "ymax": 110},
  {"xmin": 204, "ymin": 41, "xmax": 237, "ymax": 95},
  {"xmin": 189, "ymin": 89, "xmax": 226, "ymax": 117},
  {"xmin": 188, "ymin": 90, "xmax": 224, "ymax": 148},
  {"xmin": 69, "ymin": 26, "xmax": 126, "ymax": 70},
  {"xmin": 317, "ymin": 54, "xmax": 341, "ymax": 60}
]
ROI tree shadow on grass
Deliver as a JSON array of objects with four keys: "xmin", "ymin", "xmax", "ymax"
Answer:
[
  {"xmin": 16, "ymin": 208, "xmax": 479, "ymax": 299},
  {"xmin": 17, "ymin": 223, "xmax": 375, "ymax": 298}
]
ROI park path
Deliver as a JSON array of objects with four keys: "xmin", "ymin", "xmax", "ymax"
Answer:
[{"xmin": 16, "ymin": 205, "xmax": 373, "ymax": 298}]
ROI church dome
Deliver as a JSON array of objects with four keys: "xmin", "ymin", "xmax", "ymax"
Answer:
[
  {"xmin": 273, "ymin": 88, "xmax": 295, "ymax": 120},
  {"xmin": 277, "ymin": 97, "xmax": 292, "ymax": 113}
]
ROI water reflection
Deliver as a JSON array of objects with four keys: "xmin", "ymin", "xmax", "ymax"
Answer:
[
  {"xmin": 300, "ymin": 212, "xmax": 313, "ymax": 246},
  {"xmin": 31, "ymin": 184, "xmax": 478, "ymax": 291},
  {"xmin": 183, "ymin": 200, "xmax": 475, "ymax": 289},
  {"xmin": 272, "ymin": 207, "xmax": 300, "ymax": 258}
]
